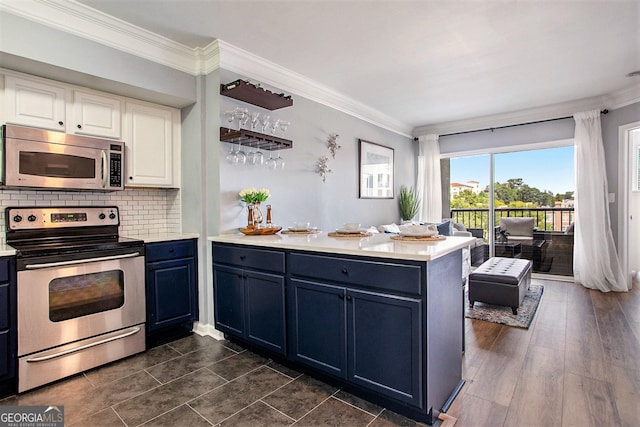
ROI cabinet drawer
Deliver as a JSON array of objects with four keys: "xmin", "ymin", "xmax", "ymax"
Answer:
[
  {"xmin": 0, "ymin": 258, "xmax": 9, "ymax": 282},
  {"xmin": 289, "ymin": 253, "xmax": 422, "ymax": 295},
  {"xmin": 146, "ymin": 240, "xmax": 195, "ymax": 262},
  {"xmin": 0, "ymin": 283, "xmax": 8, "ymax": 330},
  {"xmin": 213, "ymin": 244, "xmax": 285, "ymax": 274}
]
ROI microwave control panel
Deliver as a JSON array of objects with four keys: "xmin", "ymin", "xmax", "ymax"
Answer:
[{"xmin": 109, "ymin": 152, "xmax": 122, "ymax": 188}]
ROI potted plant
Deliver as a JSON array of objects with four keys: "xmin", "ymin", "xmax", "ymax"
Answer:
[{"xmin": 399, "ymin": 185, "xmax": 420, "ymax": 222}]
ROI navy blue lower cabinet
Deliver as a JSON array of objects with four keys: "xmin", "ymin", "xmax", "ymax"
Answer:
[
  {"xmin": 214, "ymin": 244, "xmax": 463, "ymax": 424},
  {"xmin": 213, "ymin": 265, "xmax": 245, "ymax": 336},
  {"xmin": 212, "ymin": 243, "xmax": 286, "ymax": 356},
  {"xmin": 289, "ymin": 279, "xmax": 346, "ymax": 377},
  {"xmin": 146, "ymin": 240, "xmax": 198, "ymax": 338},
  {"xmin": 288, "ymin": 279, "xmax": 423, "ymax": 408},
  {"xmin": 244, "ymin": 271, "xmax": 286, "ymax": 354},
  {"xmin": 348, "ymin": 289, "xmax": 422, "ymax": 408}
]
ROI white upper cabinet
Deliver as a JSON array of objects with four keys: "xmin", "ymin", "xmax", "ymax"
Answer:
[
  {"xmin": 124, "ymin": 102, "xmax": 180, "ymax": 188},
  {"xmin": 1, "ymin": 72, "xmax": 181, "ymax": 189},
  {"xmin": 71, "ymin": 90, "xmax": 122, "ymax": 139},
  {"xmin": 4, "ymin": 75, "xmax": 66, "ymax": 131}
]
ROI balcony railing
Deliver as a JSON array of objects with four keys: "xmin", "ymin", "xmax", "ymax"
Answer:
[
  {"xmin": 450, "ymin": 207, "xmax": 574, "ymax": 235},
  {"xmin": 452, "ymin": 207, "xmax": 575, "ymax": 276}
]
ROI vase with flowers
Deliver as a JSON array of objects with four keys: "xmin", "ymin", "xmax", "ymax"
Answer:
[{"xmin": 239, "ymin": 188, "xmax": 270, "ymax": 228}]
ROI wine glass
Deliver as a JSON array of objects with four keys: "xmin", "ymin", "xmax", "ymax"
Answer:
[
  {"xmin": 224, "ymin": 110, "xmax": 235, "ymax": 131},
  {"xmin": 233, "ymin": 142, "xmax": 246, "ymax": 165},
  {"xmin": 279, "ymin": 120, "xmax": 290, "ymax": 135},
  {"xmin": 259, "ymin": 114, "xmax": 270, "ymax": 132},
  {"xmin": 235, "ymin": 107, "xmax": 249, "ymax": 129},
  {"xmin": 250, "ymin": 112, "xmax": 260, "ymax": 130},
  {"xmin": 275, "ymin": 152, "xmax": 285, "ymax": 170},
  {"xmin": 265, "ymin": 143, "xmax": 277, "ymax": 170},
  {"xmin": 270, "ymin": 119, "xmax": 280, "ymax": 135},
  {"xmin": 224, "ymin": 143, "xmax": 238, "ymax": 165},
  {"xmin": 247, "ymin": 146, "xmax": 264, "ymax": 166}
]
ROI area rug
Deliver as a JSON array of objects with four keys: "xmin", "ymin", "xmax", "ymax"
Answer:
[{"xmin": 464, "ymin": 284, "xmax": 544, "ymax": 329}]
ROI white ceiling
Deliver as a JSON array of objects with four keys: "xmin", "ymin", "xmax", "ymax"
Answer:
[{"xmin": 76, "ymin": 0, "xmax": 640, "ymax": 131}]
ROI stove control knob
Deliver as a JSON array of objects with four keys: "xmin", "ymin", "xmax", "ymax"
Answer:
[
  {"xmin": 13, "ymin": 215, "xmax": 22, "ymax": 223},
  {"xmin": 109, "ymin": 212, "xmax": 116, "ymax": 220},
  {"xmin": 99, "ymin": 213, "xmax": 106, "ymax": 220},
  {"xmin": 27, "ymin": 214, "xmax": 37, "ymax": 222}
]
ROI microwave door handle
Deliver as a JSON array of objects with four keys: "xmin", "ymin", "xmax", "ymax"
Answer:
[{"xmin": 101, "ymin": 150, "xmax": 108, "ymax": 188}]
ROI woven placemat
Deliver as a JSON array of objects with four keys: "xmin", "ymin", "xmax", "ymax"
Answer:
[
  {"xmin": 390, "ymin": 235, "xmax": 446, "ymax": 242},
  {"xmin": 327, "ymin": 231, "xmax": 373, "ymax": 238},
  {"xmin": 281, "ymin": 229, "xmax": 321, "ymax": 235}
]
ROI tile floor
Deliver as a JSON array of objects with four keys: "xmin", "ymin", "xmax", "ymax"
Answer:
[{"xmin": 1, "ymin": 334, "xmax": 436, "ymax": 426}]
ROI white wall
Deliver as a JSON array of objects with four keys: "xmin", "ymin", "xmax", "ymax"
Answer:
[{"xmin": 217, "ymin": 70, "xmax": 416, "ymax": 233}]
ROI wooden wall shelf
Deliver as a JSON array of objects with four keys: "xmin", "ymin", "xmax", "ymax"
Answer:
[
  {"xmin": 220, "ymin": 127, "xmax": 293, "ymax": 150},
  {"xmin": 220, "ymin": 80, "xmax": 293, "ymax": 110}
]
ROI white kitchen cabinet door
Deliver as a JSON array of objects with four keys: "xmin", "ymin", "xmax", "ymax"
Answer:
[
  {"xmin": 3, "ymin": 75, "xmax": 66, "ymax": 131},
  {"xmin": 124, "ymin": 102, "xmax": 178, "ymax": 188},
  {"xmin": 72, "ymin": 91, "xmax": 122, "ymax": 139}
]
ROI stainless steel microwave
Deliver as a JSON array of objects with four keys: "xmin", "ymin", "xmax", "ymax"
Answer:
[{"xmin": 1, "ymin": 124, "xmax": 124, "ymax": 191}]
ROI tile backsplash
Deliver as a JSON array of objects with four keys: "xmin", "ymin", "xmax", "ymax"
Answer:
[{"xmin": 0, "ymin": 188, "xmax": 181, "ymax": 243}]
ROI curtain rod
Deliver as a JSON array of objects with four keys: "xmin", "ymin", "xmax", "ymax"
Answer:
[{"xmin": 413, "ymin": 109, "xmax": 609, "ymax": 140}]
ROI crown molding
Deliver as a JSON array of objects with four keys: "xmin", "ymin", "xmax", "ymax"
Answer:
[
  {"xmin": 414, "ymin": 95, "xmax": 612, "ymax": 137},
  {"xmin": 606, "ymin": 83, "xmax": 640, "ymax": 110},
  {"xmin": 415, "ymin": 83, "xmax": 640, "ymax": 137},
  {"xmin": 0, "ymin": 0, "xmax": 198, "ymax": 74},
  {"xmin": 208, "ymin": 40, "xmax": 412, "ymax": 137},
  {"xmin": 1, "ymin": 1, "xmax": 412, "ymax": 137}
]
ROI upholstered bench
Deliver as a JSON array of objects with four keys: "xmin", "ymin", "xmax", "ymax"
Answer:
[{"xmin": 468, "ymin": 257, "xmax": 532, "ymax": 315}]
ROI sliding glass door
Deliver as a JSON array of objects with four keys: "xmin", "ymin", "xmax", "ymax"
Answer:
[{"xmin": 449, "ymin": 145, "xmax": 575, "ymax": 276}]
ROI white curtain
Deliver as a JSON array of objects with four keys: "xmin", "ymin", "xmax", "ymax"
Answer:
[
  {"xmin": 573, "ymin": 110, "xmax": 629, "ymax": 292},
  {"xmin": 416, "ymin": 134, "xmax": 442, "ymax": 223}
]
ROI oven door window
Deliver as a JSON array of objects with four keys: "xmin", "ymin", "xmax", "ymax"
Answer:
[
  {"xmin": 49, "ymin": 270, "xmax": 124, "ymax": 322},
  {"xmin": 20, "ymin": 151, "xmax": 96, "ymax": 179}
]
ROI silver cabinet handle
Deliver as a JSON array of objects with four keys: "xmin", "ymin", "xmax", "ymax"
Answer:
[
  {"xmin": 25, "ymin": 252, "xmax": 141, "ymax": 269},
  {"xmin": 26, "ymin": 326, "xmax": 141, "ymax": 363}
]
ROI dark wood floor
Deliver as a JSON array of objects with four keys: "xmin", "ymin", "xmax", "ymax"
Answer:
[
  {"xmin": 2, "ymin": 277, "xmax": 638, "ymax": 426},
  {"xmin": 452, "ymin": 277, "xmax": 640, "ymax": 426}
]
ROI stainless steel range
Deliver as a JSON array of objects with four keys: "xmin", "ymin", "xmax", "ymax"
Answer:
[{"xmin": 5, "ymin": 206, "xmax": 146, "ymax": 392}]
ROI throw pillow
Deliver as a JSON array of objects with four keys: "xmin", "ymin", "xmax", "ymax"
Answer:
[
  {"xmin": 437, "ymin": 219, "xmax": 452, "ymax": 236},
  {"xmin": 500, "ymin": 217, "xmax": 534, "ymax": 237},
  {"xmin": 452, "ymin": 221, "xmax": 467, "ymax": 232}
]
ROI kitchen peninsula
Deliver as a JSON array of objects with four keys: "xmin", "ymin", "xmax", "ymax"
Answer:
[{"xmin": 209, "ymin": 232, "xmax": 474, "ymax": 424}]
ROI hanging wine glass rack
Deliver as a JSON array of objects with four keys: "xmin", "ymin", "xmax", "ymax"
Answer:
[{"xmin": 220, "ymin": 127, "xmax": 292, "ymax": 150}]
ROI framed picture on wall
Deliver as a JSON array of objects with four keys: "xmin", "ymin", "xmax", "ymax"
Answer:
[{"xmin": 359, "ymin": 139, "xmax": 394, "ymax": 199}]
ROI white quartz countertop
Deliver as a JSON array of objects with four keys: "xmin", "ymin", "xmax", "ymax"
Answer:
[
  {"xmin": 126, "ymin": 232, "xmax": 200, "ymax": 243},
  {"xmin": 209, "ymin": 232, "xmax": 475, "ymax": 262},
  {"xmin": 0, "ymin": 244, "xmax": 17, "ymax": 257}
]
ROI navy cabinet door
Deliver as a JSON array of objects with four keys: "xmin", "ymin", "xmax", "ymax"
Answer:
[
  {"xmin": 347, "ymin": 289, "xmax": 423, "ymax": 408},
  {"xmin": 147, "ymin": 257, "xmax": 197, "ymax": 332},
  {"xmin": 0, "ymin": 257, "xmax": 16, "ymax": 397},
  {"xmin": 289, "ymin": 279, "xmax": 346, "ymax": 378},
  {"xmin": 0, "ymin": 330, "xmax": 8, "ymax": 378},
  {"xmin": 213, "ymin": 264, "xmax": 245, "ymax": 336},
  {"xmin": 245, "ymin": 271, "xmax": 286, "ymax": 355}
]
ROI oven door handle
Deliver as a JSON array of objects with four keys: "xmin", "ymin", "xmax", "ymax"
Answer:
[
  {"xmin": 25, "ymin": 326, "xmax": 142, "ymax": 363},
  {"xmin": 24, "ymin": 252, "xmax": 142, "ymax": 269}
]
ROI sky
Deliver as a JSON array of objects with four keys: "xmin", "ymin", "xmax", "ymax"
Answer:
[{"xmin": 450, "ymin": 146, "xmax": 574, "ymax": 195}]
